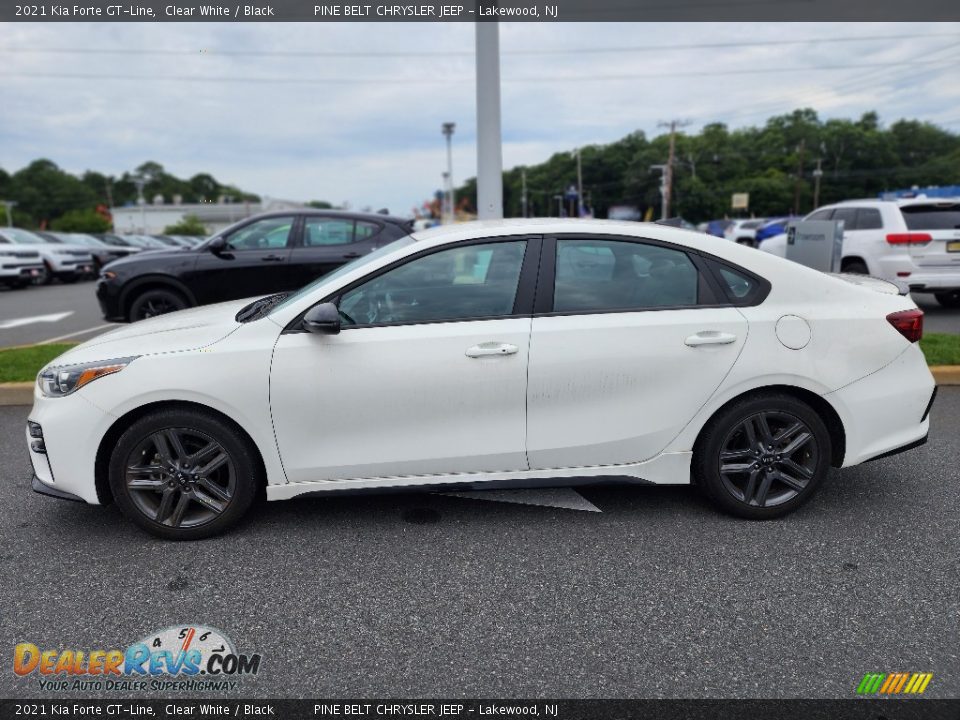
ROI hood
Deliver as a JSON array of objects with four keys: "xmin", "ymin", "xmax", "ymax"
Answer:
[
  {"xmin": 51, "ymin": 298, "xmax": 256, "ymax": 366},
  {"xmin": 26, "ymin": 242, "xmax": 92, "ymax": 254},
  {"xmin": 108, "ymin": 246, "xmax": 194, "ymax": 268}
]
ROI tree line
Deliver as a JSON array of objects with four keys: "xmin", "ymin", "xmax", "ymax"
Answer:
[
  {"xmin": 0, "ymin": 160, "xmax": 259, "ymax": 232},
  {"xmin": 456, "ymin": 109, "xmax": 960, "ymax": 221}
]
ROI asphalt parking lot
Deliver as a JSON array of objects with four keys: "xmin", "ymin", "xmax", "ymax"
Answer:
[
  {"xmin": 1, "ymin": 281, "xmax": 956, "ymax": 350},
  {"xmin": 1, "ymin": 390, "xmax": 957, "ymax": 699}
]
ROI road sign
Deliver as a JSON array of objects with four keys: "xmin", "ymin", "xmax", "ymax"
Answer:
[{"xmin": 731, "ymin": 193, "xmax": 750, "ymax": 210}]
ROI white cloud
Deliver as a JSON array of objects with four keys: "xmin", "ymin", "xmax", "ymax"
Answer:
[{"xmin": 0, "ymin": 21, "xmax": 957, "ymax": 213}]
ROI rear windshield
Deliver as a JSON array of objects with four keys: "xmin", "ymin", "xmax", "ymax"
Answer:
[{"xmin": 900, "ymin": 204, "xmax": 960, "ymax": 230}]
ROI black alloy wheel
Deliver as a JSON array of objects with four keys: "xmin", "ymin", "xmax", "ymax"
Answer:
[
  {"xmin": 109, "ymin": 408, "xmax": 260, "ymax": 539},
  {"xmin": 695, "ymin": 393, "xmax": 832, "ymax": 519}
]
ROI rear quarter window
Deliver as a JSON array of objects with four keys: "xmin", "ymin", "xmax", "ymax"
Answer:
[{"xmin": 900, "ymin": 204, "xmax": 960, "ymax": 230}]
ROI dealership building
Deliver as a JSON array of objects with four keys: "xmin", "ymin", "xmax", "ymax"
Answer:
[{"xmin": 110, "ymin": 197, "xmax": 304, "ymax": 235}]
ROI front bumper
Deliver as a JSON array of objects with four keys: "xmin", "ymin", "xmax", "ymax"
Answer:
[
  {"xmin": 32, "ymin": 474, "xmax": 84, "ymax": 503},
  {"xmin": 27, "ymin": 389, "xmax": 114, "ymax": 505},
  {"xmin": 95, "ymin": 279, "xmax": 125, "ymax": 321}
]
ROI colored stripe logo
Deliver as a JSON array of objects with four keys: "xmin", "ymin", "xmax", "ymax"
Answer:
[{"xmin": 856, "ymin": 672, "xmax": 933, "ymax": 695}]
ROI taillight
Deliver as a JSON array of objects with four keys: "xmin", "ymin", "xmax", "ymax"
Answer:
[
  {"xmin": 886, "ymin": 233, "xmax": 932, "ymax": 245},
  {"xmin": 886, "ymin": 309, "xmax": 923, "ymax": 343}
]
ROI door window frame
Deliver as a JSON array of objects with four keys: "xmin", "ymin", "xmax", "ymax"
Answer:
[
  {"xmin": 221, "ymin": 214, "xmax": 301, "ymax": 252},
  {"xmin": 284, "ymin": 235, "xmax": 543, "ymax": 333},
  {"xmin": 295, "ymin": 216, "xmax": 385, "ymax": 248},
  {"xmin": 532, "ymin": 234, "xmax": 770, "ymax": 316}
]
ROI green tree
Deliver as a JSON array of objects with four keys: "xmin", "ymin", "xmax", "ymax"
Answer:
[
  {"xmin": 163, "ymin": 215, "xmax": 208, "ymax": 236},
  {"xmin": 50, "ymin": 208, "xmax": 111, "ymax": 233}
]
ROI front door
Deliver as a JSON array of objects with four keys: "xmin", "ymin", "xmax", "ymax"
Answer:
[
  {"xmin": 527, "ymin": 236, "xmax": 748, "ymax": 470},
  {"xmin": 189, "ymin": 215, "xmax": 297, "ymax": 304},
  {"xmin": 270, "ymin": 238, "xmax": 538, "ymax": 483}
]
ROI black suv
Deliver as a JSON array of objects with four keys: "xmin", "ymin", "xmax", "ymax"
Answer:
[{"xmin": 96, "ymin": 210, "xmax": 413, "ymax": 321}]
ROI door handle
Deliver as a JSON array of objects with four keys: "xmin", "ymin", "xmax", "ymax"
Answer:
[
  {"xmin": 261, "ymin": 255, "xmax": 285, "ymax": 262},
  {"xmin": 685, "ymin": 331, "xmax": 737, "ymax": 347},
  {"xmin": 465, "ymin": 342, "xmax": 519, "ymax": 358}
]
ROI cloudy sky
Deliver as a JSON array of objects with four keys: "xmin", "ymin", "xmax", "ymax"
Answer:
[{"xmin": 1, "ymin": 21, "xmax": 958, "ymax": 214}]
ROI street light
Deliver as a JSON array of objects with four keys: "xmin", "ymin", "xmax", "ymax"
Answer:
[
  {"xmin": 133, "ymin": 177, "xmax": 147, "ymax": 233},
  {"xmin": 1, "ymin": 200, "xmax": 17, "ymax": 227},
  {"xmin": 442, "ymin": 122, "xmax": 456, "ymax": 224}
]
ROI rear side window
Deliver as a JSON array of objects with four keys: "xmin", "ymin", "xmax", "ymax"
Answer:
[
  {"xmin": 856, "ymin": 208, "xmax": 883, "ymax": 230},
  {"xmin": 832, "ymin": 207, "xmax": 859, "ymax": 230},
  {"xmin": 553, "ymin": 239, "xmax": 699, "ymax": 312},
  {"xmin": 900, "ymin": 204, "xmax": 960, "ymax": 230},
  {"xmin": 706, "ymin": 259, "xmax": 770, "ymax": 307}
]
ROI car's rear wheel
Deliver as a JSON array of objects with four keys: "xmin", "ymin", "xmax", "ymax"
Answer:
[
  {"xmin": 934, "ymin": 290, "xmax": 960, "ymax": 309},
  {"xmin": 129, "ymin": 288, "xmax": 188, "ymax": 321},
  {"xmin": 842, "ymin": 259, "xmax": 869, "ymax": 275},
  {"xmin": 109, "ymin": 408, "xmax": 260, "ymax": 540},
  {"xmin": 694, "ymin": 394, "xmax": 832, "ymax": 519}
]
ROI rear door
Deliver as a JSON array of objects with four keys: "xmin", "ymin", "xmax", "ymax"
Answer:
[
  {"xmin": 526, "ymin": 235, "xmax": 749, "ymax": 470},
  {"xmin": 288, "ymin": 217, "xmax": 386, "ymax": 288},
  {"xmin": 901, "ymin": 202, "xmax": 960, "ymax": 268}
]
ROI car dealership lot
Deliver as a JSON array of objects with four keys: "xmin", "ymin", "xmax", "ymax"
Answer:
[
  {"xmin": 1, "ymin": 277, "xmax": 957, "ymax": 352},
  {"xmin": 1, "ymin": 391, "xmax": 957, "ymax": 699}
]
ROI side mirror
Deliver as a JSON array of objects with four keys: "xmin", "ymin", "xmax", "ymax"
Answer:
[
  {"xmin": 208, "ymin": 237, "xmax": 227, "ymax": 254},
  {"xmin": 302, "ymin": 302, "xmax": 341, "ymax": 335}
]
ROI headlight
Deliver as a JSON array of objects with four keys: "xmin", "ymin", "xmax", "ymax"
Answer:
[
  {"xmin": 54, "ymin": 249, "xmax": 74, "ymax": 255},
  {"xmin": 38, "ymin": 356, "xmax": 139, "ymax": 398}
]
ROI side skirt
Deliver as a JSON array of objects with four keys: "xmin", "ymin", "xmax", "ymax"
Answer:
[{"xmin": 265, "ymin": 451, "xmax": 692, "ymax": 502}]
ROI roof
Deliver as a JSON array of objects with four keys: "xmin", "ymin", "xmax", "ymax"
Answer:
[{"xmin": 834, "ymin": 196, "xmax": 960, "ymax": 208}]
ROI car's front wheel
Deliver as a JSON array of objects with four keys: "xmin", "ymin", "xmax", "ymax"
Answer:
[
  {"xmin": 934, "ymin": 290, "xmax": 960, "ymax": 309},
  {"xmin": 694, "ymin": 393, "xmax": 832, "ymax": 519},
  {"xmin": 129, "ymin": 288, "xmax": 188, "ymax": 321},
  {"xmin": 109, "ymin": 408, "xmax": 261, "ymax": 539}
]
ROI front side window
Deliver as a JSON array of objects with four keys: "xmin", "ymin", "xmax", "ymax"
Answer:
[
  {"xmin": 553, "ymin": 239, "xmax": 698, "ymax": 312},
  {"xmin": 225, "ymin": 216, "xmax": 294, "ymax": 250},
  {"xmin": 806, "ymin": 208, "xmax": 834, "ymax": 222},
  {"xmin": 338, "ymin": 240, "xmax": 527, "ymax": 326}
]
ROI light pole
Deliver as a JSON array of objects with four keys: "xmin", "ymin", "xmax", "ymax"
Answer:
[
  {"xmin": 133, "ymin": 177, "xmax": 147, "ymax": 233},
  {"xmin": 1, "ymin": 200, "xmax": 16, "ymax": 227},
  {"xmin": 573, "ymin": 148, "xmax": 583, "ymax": 217},
  {"xmin": 812, "ymin": 158, "xmax": 824, "ymax": 210},
  {"xmin": 442, "ymin": 122, "xmax": 456, "ymax": 224},
  {"xmin": 650, "ymin": 164, "xmax": 668, "ymax": 220},
  {"xmin": 475, "ymin": 21, "xmax": 503, "ymax": 220}
]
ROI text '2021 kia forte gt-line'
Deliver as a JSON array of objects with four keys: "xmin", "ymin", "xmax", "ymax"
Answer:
[{"xmin": 28, "ymin": 220, "xmax": 936, "ymax": 539}]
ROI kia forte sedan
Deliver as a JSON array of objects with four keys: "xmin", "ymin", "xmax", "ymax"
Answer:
[{"xmin": 28, "ymin": 220, "xmax": 936, "ymax": 539}]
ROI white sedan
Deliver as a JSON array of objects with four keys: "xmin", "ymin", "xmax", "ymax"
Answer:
[{"xmin": 27, "ymin": 219, "xmax": 936, "ymax": 539}]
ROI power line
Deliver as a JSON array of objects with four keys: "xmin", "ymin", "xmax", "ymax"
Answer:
[
  {"xmin": 2, "ymin": 57, "xmax": 956, "ymax": 87},
  {"xmin": 0, "ymin": 32, "xmax": 957, "ymax": 59}
]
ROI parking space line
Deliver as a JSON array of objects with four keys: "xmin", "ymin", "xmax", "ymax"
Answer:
[{"xmin": 38, "ymin": 323, "xmax": 119, "ymax": 344}]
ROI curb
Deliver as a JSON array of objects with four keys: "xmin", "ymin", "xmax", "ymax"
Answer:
[
  {"xmin": 0, "ymin": 383, "xmax": 34, "ymax": 407},
  {"xmin": 2, "ymin": 367, "xmax": 959, "ymax": 407}
]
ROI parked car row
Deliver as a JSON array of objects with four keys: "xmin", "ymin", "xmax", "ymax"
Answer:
[
  {"xmin": 758, "ymin": 196, "xmax": 960, "ymax": 308},
  {"xmin": 0, "ymin": 227, "xmax": 207, "ymax": 291}
]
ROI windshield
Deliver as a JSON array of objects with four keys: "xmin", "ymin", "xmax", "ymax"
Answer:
[
  {"xmin": 270, "ymin": 236, "xmax": 416, "ymax": 315},
  {"xmin": 1, "ymin": 228, "xmax": 47, "ymax": 244}
]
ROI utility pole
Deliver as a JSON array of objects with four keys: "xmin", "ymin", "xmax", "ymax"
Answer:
[
  {"xmin": 442, "ymin": 122, "xmax": 455, "ymax": 224},
  {"xmin": 475, "ymin": 22, "xmax": 503, "ymax": 220},
  {"xmin": 649, "ymin": 165, "xmax": 668, "ymax": 221},
  {"xmin": 657, "ymin": 119, "xmax": 690, "ymax": 219},
  {"xmin": 812, "ymin": 157, "xmax": 823, "ymax": 211},
  {"xmin": 521, "ymin": 167, "xmax": 528, "ymax": 218},
  {"xmin": 793, "ymin": 138, "xmax": 806, "ymax": 216}
]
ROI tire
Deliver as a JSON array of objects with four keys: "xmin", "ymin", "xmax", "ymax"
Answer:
[
  {"xmin": 41, "ymin": 261, "xmax": 54, "ymax": 285},
  {"xmin": 60, "ymin": 274, "xmax": 78, "ymax": 284},
  {"xmin": 736, "ymin": 238, "xmax": 755, "ymax": 248},
  {"xmin": 842, "ymin": 259, "xmax": 869, "ymax": 275},
  {"xmin": 108, "ymin": 408, "xmax": 261, "ymax": 540},
  {"xmin": 693, "ymin": 393, "xmax": 832, "ymax": 519},
  {"xmin": 934, "ymin": 290, "xmax": 960, "ymax": 309},
  {"xmin": 128, "ymin": 288, "xmax": 188, "ymax": 321}
]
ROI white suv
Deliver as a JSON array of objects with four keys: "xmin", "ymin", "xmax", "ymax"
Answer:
[
  {"xmin": 723, "ymin": 218, "xmax": 766, "ymax": 247},
  {"xmin": 0, "ymin": 243, "xmax": 44, "ymax": 288},
  {"xmin": 0, "ymin": 227, "xmax": 95, "ymax": 283},
  {"xmin": 760, "ymin": 197, "xmax": 960, "ymax": 308}
]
